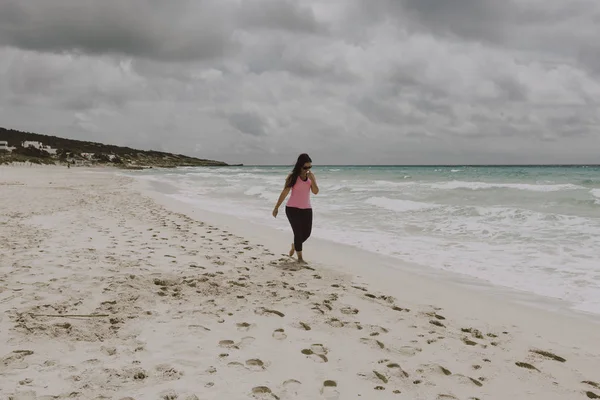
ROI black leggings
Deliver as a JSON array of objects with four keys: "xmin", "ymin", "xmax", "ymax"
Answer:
[{"xmin": 285, "ymin": 206, "xmax": 313, "ymax": 252}]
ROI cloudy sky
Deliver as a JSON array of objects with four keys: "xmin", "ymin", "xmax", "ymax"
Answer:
[{"xmin": 1, "ymin": 0, "xmax": 599, "ymax": 165}]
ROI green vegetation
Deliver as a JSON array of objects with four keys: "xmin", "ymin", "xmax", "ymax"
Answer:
[{"xmin": 0, "ymin": 127, "xmax": 235, "ymax": 168}]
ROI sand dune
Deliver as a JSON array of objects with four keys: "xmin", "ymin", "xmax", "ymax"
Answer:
[{"xmin": 1, "ymin": 166, "xmax": 599, "ymax": 400}]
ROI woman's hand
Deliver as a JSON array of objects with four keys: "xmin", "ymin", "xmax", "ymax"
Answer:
[
  {"xmin": 308, "ymin": 171, "xmax": 319, "ymax": 194},
  {"xmin": 272, "ymin": 208, "xmax": 278, "ymax": 218}
]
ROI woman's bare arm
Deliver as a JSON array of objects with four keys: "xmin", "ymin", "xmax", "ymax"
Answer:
[
  {"xmin": 273, "ymin": 176, "xmax": 291, "ymax": 217},
  {"xmin": 308, "ymin": 172, "xmax": 319, "ymax": 194}
]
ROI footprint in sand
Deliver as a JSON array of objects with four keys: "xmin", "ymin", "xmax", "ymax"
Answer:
[
  {"xmin": 227, "ymin": 361, "xmax": 246, "ymax": 371},
  {"xmin": 365, "ymin": 324, "xmax": 389, "ymax": 335},
  {"xmin": 321, "ymin": 380, "xmax": 340, "ymax": 399},
  {"xmin": 280, "ymin": 379, "xmax": 302, "ymax": 398},
  {"xmin": 240, "ymin": 336, "xmax": 256, "ymax": 347},
  {"xmin": 327, "ymin": 318, "xmax": 345, "ymax": 328},
  {"xmin": 160, "ymin": 389, "xmax": 179, "ymax": 400},
  {"xmin": 251, "ymin": 386, "xmax": 277, "ymax": 399},
  {"xmin": 1, "ymin": 350, "xmax": 34, "ymax": 370},
  {"xmin": 397, "ymin": 346, "xmax": 422, "ymax": 357},
  {"xmin": 7, "ymin": 390, "xmax": 37, "ymax": 400},
  {"xmin": 360, "ymin": 337, "xmax": 386, "ymax": 351},
  {"xmin": 219, "ymin": 336, "xmax": 255, "ymax": 350},
  {"xmin": 155, "ymin": 364, "xmax": 183, "ymax": 380},
  {"xmin": 273, "ymin": 329, "xmax": 287, "ymax": 340},
  {"xmin": 219, "ymin": 340, "xmax": 238, "ymax": 349},
  {"xmin": 255, "ymin": 307, "xmax": 285, "ymax": 317},
  {"xmin": 245, "ymin": 358, "xmax": 266, "ymax": 371},
  {"xmin": 340, "ymin": 306, "xmax": 359, "ymax": 315},
  {"xmin": 236, "ymin": 322, "xmax": 253, "ymax": 332},
  {"xmin": 301, "ymin": 344, "xmax": 329, "ymax": 363},
  {"xmin": 381, "ymin": 360, "xmax": 410, "ymax": 378}
]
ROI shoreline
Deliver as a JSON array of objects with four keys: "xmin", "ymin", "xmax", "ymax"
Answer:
[
  {"xmin": 128, "ymin": 165, "xmax": 600, "ymax": 319},
  {"xmin": 1, "ymin": 166, "xmax": 599, "ymax": 400},
  {"xmin": 137, "ymin": 174, "xmax": 600, "ymax": 324},
  {"xmin": 137, "ymin": 177, "xmax": 600, "ymax": 330}
]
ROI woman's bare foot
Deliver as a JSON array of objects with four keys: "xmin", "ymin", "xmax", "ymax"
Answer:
[
  {"xmin": 297, "ymin": 250, "xmax": 305, "ymax": 263},
  {"xmin": 289, "ymin": 243, "xmax": 295, "ymax": 257}
]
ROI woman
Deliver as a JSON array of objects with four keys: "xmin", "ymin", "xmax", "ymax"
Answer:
[{"xmin": 272, "ymin": 153, "xmax": 319, "ymax": 263}]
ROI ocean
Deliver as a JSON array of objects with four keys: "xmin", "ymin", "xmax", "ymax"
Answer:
[{"xmin": 126, "ymin": 165, "xmax": 600, "ymax": 315}]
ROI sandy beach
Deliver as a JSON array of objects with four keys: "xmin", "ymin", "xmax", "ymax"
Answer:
[{"xmin": 1, "ymin": 165, "xmax": 599, "ymax": 400}]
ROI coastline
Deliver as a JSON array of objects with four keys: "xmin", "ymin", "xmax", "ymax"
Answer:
[
  {"xmin": 1, "ymin": 165, "xmax": 599, "ymax": 400},
  {"xmin": 137, "ymin": 176, "xmax": 600, "ymax": 332},
  {"xmin": 131, "ymin": 165, "xmax": 600, "ymax": 317},
  {"xmin": 137, "ymin": 174, "xmax": 600, "ymax": 325}
]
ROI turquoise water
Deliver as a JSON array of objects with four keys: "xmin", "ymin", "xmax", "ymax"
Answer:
[{"xmin": 126, "ymin": 165, "xmax": 600, "ymax": 314}]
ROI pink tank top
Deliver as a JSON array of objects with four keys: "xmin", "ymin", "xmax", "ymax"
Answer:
[{"xmin": 286, "ymin": 176, "xmax": 312, "ymax": 209}]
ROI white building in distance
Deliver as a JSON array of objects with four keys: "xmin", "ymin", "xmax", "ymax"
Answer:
[{"xmin": 21, "ymin": 141, "xmax": 58, "ymax": 155}]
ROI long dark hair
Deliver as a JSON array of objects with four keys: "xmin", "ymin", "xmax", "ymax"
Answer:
[{"xmin": 286, "ymin": 153, "xmax": 312, "ymax": 188}]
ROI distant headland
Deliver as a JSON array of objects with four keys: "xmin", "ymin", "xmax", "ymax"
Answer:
[{"xmin": 0, "ymin": 127, "xmax": 239, "ymax": 168}]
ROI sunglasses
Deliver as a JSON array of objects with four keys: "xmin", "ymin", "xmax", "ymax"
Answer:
[{"xmin": 302, "ymin": 166, "xmax": 312, "ymax": 170}]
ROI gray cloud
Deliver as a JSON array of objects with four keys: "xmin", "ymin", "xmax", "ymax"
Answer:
[
  {"xmin": 0, "ymin": 0, "xmax": 236, "ymax": 61},
  {"xmin": 238, "ymin": 0, "xmax": 326, "ymax": 34},
  {"xmin": 0, "ymin": 0, "xmax": 330, "ymax": 62},
  {"xmin": 223, "ymin": 110, "xmax": 269, "ymax": 137},
  {"xmin": 400, "ymin": 0, "xmax": 513, "ymax": 42},
  {"xmin": 368, "ymin": 0, "xmax": 600, "ymax": 73},
  {"xmin": 0, "ymin": 0, "xmax": 599, "ymax": 165}
]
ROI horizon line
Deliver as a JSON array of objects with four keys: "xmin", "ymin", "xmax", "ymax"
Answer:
[{"xmin": 236, "ymin": 164, "xmax": 600, "ymax": 167}]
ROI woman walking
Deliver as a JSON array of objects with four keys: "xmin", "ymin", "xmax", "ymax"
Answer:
[{"xmin": 272, "ymin": 153, "xmax": 319, "ymax": 263}]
